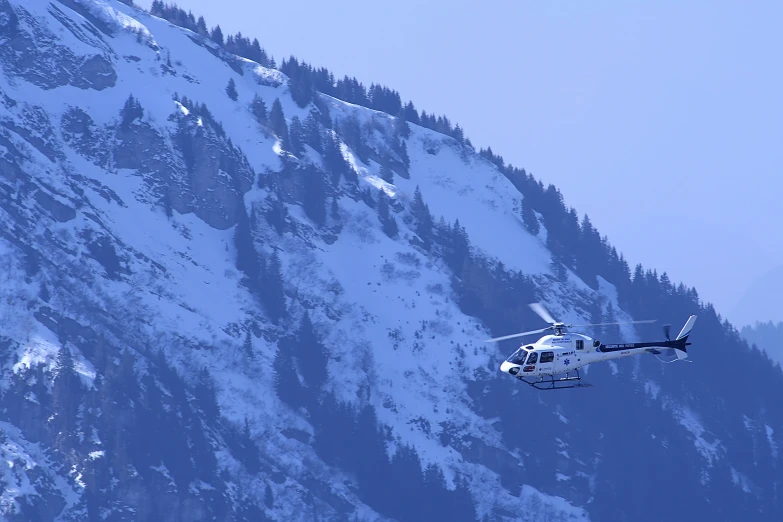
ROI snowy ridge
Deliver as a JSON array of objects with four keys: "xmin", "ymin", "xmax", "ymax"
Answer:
[{"xmin": 0, "ymin": 0, "xmax": 591, "ymax": 519}]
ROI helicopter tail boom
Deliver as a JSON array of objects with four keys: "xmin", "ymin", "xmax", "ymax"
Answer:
[{"xmin": 598, "ymin": 315, "xmax": 697, "ymax": 360}]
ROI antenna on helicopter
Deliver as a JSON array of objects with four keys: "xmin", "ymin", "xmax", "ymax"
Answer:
[{"xmin": 484, "ymin": 302, "xmax": 657, "ymax": 343}]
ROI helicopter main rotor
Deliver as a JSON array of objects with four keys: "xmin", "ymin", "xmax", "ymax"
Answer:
[{"xmin": 484, "ymin": 302, "xmax": 656, "ymax": 343}]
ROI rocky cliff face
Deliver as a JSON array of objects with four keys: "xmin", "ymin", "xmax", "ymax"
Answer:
[
  {"xmin": 0, "ymin": 1, "xmax": 781, "ymax": 522},
  {"xmin": 0, "ymin": 0, "xmax": 118, "ymax": 91}
]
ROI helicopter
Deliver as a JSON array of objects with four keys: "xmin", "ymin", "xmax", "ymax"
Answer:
[{"xmin": 485, "ymin": 302, "xmax": 697, "ymax": 390}]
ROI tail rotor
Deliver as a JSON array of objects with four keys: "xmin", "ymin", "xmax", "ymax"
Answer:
[{"xmin": 653, "ymin": 316, "xmax": 697, "ymax": 363}]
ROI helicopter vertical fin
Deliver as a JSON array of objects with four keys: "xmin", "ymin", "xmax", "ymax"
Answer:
[
  {"xmin": 675, "ymin": 315, "xmax": 697, "ymax": 341},
  {"xmin": 673, "ymin": 315, "xmax": 697, "ymax": 360}
]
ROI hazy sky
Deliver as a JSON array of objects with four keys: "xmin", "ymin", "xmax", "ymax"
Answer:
[{"xmin": 135, "ymin": 0, "xmax": 782, "ymax": 326}]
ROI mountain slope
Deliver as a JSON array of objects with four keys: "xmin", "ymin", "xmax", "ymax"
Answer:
[
  {"xmin": 741, "ymin": 321, "xmax": 783, "ymax": 369},
  {"xmin": 0, "ymin": 1, "xmax": 781, "ymax": 521}
]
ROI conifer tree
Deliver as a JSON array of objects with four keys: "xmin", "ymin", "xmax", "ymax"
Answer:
[
  {"xmin": 411, "ymin": 186, "xmax": 433, "ymax": 245},
  {"xmin": 302, "ymin": 167, "xmax": 326, "ymax": 226},
  {"xmin": 317, "ymin": 101, "xmax": 333, "ymax": 129},
  {"xmin": 234, "ymin": 200, "xmax": 261, "ymax": 291},
  {"xmin": 120, "ymin": 94, "xmax": 143, "ymax": 130},
  {"xmin": 265, "ymin": 197, "xmax": 289, "ymax": 236},
  {"xmin": 394, "ymin": 110, "xmax": 411, "ymax": 139},
  {"xmin": 194, "ymin": 367, "xmax": 220, "ymax": 422},
  {"xmin": 273, "ymin": 336, "xmax": 304, "ymax": 407},
  {"xmin": 304, "ymin": 110, "xmax": 323, "ymax": 153},
  {"xmin": 240, "ymin": 417, "xmax": 261, "ymax": 473},
  {"xmin": 264, "ymin": 483, "xmax": 274, "ymax": 509},
  {"xmin": 353, "ymin": 405, "xmax": 389, "ymax": 493},
  {"xmin": 189, "ymin": 415, "xmax": 218, "ymax": 482},
  {"xmin": 403, "ymin": 101, "xmax": 420, "ymax": 124},
  {"xmin": 421, "ymin": 464, "xmax": 450, "ymax": 520},
  {"xmin": 449, "ymin": 123, "xmax": 464, "ymax": 143},
  {"xmin": 283, "ymin": 57, "xmax": 314, "ymax": 108},
  {"xmin": 52, "ymin": 346, "xmax": 81, "ymax": 446},
  {"xmin": 162, "ymin": 186, "xmax": 173, "ymax": 218},
  {"xmin": 88, "ymin": 236, "xmax": 122, "ymax": 280},
  {"xmin": 379, "ymin": 161, "xmax": 394, "ymax": 183},
  {"xmin": 576, "ymin": 213, "xmax": 600, "ymax": 288},
  {"xmin": 39, "ymin": 281, "xmax": 50, "ymax": 302},
  {"xmin": 660, "ymin": 272, "xmax": 672, "ymax": 295},
  {"xmin": 269, "ymin": 98, "xmax": 290, "ymax": 149},
  {"xmin": 210, "ymin": 25, "xmax": 224, "ymax": 45},
  {"xmin": 445, "ymin": 219, "xmax": 470, "ymax": 272},
  {"xmin": 263, "ymin": 251, "xmax": 286, "ymax": 324},
  {"xmin": 376, "ymin": 191, "xmax": 399, "ymax": 239},
  {"xmin": 604, "ymin": 301, "xmax": 621, "ymax": 340},
  {"xmin": 135, "ymin": 372, "xmax": 164, "ymax": 471},
  {"xmin": 226, "ymin": 78, "xmax": 238, "ymax": 101},
  {"xmin": 243, "ymin": 329, "xmax": 254, "ymax": 361},
  {"xmin": 289, "ymin": 116, "xmax": 305, "ymax": 157},
  {"xmin": 323, "ymin": 133, "xmax": 347, "ymax": 184},
  {"xmin": 250, "ymin": 94, "xmax": 268, "ymax": 123},
  {"xmin": 330, "ymin": 197, "xmax": 340, "ymax": 223},
  {"xmin": 339, "ymin": 115, "xmax": 366, "ymax": 161},
  {"xmin": 196, "ymin": 16, "xmax": 208, "ymax": 36},
  {"xmin": 411, "ymin": 185, "xmax": 426, "ymax": 220},
  {"xmin": 550, "ymin": 259, "xmax": 568, "ymax": 281},
  {"xmin": 295, "ymin": 311, "xmax": 329, "ymax": 395},
  {"xmin": 251, "ymin": 39, "xmax": 265, "ymax": 65},
  {"xmin": 521, "ymin": 198, "xmax": 540, "ymax": 235},
  {"xmin": 399, "ymin": 140, "xmax": 410, "ymax": 168},
  {"xmin": 384, "ymin": 214, "xmax": 399, "ymax": 240}
]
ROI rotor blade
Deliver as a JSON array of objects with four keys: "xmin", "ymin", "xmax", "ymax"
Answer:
[
  {"xmin": 484, "ymin": 327, "xmax": 550, "ymax": 343},
  {"xmin": 568, "ymin": 319, "xmax": 657, "ymax": 327},
  {"xmin": 529, "ymin": 302, "xmax": 557, "ymax": 324}
]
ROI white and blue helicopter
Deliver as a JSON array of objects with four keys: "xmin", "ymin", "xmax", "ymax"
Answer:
[{"xmin": 485, "ymin": 303, "xmax": 697, "ymax": 390}]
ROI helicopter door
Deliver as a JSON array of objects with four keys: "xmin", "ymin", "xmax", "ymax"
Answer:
[{"xmin": 538, "ymin": 351, "xmax": 555, "ymax": 373}]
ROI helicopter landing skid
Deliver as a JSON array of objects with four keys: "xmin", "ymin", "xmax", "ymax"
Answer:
[{"xmin": 516, "ymin": 369, "xmax": 592, "ymax": 390}]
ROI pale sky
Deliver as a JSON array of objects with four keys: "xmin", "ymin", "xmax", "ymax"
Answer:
[{"xmin": 135, "ymin": 0, "xmax": 783, "ymax": 326}]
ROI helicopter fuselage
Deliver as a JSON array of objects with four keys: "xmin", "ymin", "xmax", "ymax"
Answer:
[
  {"xmin": 487, "ymin": 302, "xmax": 697, "ymax": 389},
  {"xmin": 499, "ymin": 330, "xmax": 691, "ymax": 379}
]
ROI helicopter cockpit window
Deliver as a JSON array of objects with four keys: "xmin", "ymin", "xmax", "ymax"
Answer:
[
  {"xmin": 576, "ymin": 340, "xmax": 584, "ymax": 350},
  {"xmin": 507, "ymin": 348, "xmax": 527, "ymax": 365},
  {"xmin": 540, "ymin": 351, "xmax": 555, "ymax": 363},
  {"xmin": 526, "ymin": 352, "xmax": 538, "ymax": 364}
]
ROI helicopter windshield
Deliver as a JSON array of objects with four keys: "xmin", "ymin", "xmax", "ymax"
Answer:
[{"xmin": 506, "ymin": 348, "xmax": 528, "ymax": 365}]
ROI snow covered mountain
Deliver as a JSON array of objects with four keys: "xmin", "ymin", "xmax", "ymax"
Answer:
[{"xmin": 0, "ymin": 1, "xmax": 781, "ymax": 521}]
